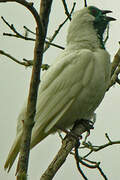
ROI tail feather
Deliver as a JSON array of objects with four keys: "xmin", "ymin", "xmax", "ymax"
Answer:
[
  {"xmin": 4, "ymin": 130, "xmax": 49, "ymax": 172},
  {"xmin": 4, "ymin": 133, "xmax": 22, "ymax": 172}
]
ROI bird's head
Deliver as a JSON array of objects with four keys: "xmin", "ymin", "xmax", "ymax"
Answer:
[
  {"xmin": 67, "ymin": 6, "xmax": 116, "ymax": 50},
  {"xmin": 88, "ymin": 6, "xmax": 116, "ymax": 48}
]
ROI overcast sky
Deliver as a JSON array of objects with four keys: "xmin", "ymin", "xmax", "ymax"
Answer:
[{"xmin": 0, "ymin": 0, "xmax": 120, "ymax": 180}]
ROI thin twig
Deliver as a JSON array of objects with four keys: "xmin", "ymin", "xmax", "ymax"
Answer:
[
  {"xmin": 0, "ymin": 50, "xmax": 33, "ymax": 66},
  {"xmin": 74, "ymin": 145, "xmax": 88, "ymax": 180},
  {"xmin": 44, "ymin": 2, "xmax": 76, "ymax": 52},
  {"xmin": 61, "ymin": 0, "xmax": 72, "ymax": 20},
  {"xmin": 105, "ymin": 133, "xmax": 112, "ymax": 143},
  {"xmin": 23, "ymin": 25, "xmax": 36, "ymax": 35},
  {"xmin": 78, "ymin": 158, "xmax": 100, "ymax": 169},
  {"xmin": 97, "ymin": 166, "xmax": 108, "ymax": 180},
  {"xmin": 0, "ymin": 50, "xmax": 50, "ymax": 70},
  {"xmin": 82, "ymin": 139, "xmax": 120, "ymax": 152},
  {"xmin": 2, "ymin": 16, "xmax": 65, "ymax": 50},
  {"xmin": 83, "ymin": 150, "xmax": 93, "ymax": 158},
  {"xmin": 74, "ymin": 149, "xmax": 108, "ymax": 180},
  {"xmin": 3, "ymin": 32, "xmax": 64, "ymax": 49},
  {"xmin": 84, "ymin": 0, "xmax": 87, "ymax": 7},
  {"xmin": 3, "ymin": 32, "xmax": 35, "ymax": 41},
  {"xmin": 73, "ymin": 148, "xmax": 108, "ymax": 180},
  {"xmin": 81, "ymin": 158, "xmax": 108, "ymax": 180}
]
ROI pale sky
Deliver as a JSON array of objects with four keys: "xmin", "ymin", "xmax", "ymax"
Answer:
[{"xmin": 0, "ymin": 0, "xmax": 120, "ymax": 180}]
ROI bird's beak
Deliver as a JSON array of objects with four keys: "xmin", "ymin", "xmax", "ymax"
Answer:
[
  {"xmin": 102, "ymin": 9, "xmax": 116, "ymax": 21},
  {"xmin": 105, "ymin": 16, "xmax": 116, "ymax": 21},
  {"xmin": 102, "ymin": 10, "xmax": 112, "ymax": 14}
]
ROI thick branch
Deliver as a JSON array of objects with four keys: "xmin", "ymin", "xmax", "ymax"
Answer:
[
  {"xmin": 40, "ymin": 123, "xmax": 87, "ymax": 180},
  {"xmin": 107, "ymin": 46, "xmax": 120, "ymax": 89},
  {"xmin": 17, "ymin": 1, "xmax": 53, "ymax": 180},
  {"xmin": 111, "ymin": 47, "xmax": 120, "ymax": 77},
  {"xmin": 40, "ymin": 0, "xmax": 53, "ymax": 36}
]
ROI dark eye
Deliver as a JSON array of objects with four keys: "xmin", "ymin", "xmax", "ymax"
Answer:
[{"xmin": 91, "ymin": 9, "xmax": 98, "ymax": 16}]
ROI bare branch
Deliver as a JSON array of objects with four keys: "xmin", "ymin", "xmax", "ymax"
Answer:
[
  {"xmin": 82, "ymin": 135, "xmax": 120, "ymax": 152},
  {"xmin": 40, "ymin": 121, "xmax": 88, "ymax": 180},
  {"xmin": 74, "ymin": 145, "xmax": 88, "ymax": 180},
  {"xmin": 2, "ymin": 16, "xmax": 64, "ymax": 50},
  {"xmin": 107, "ymin": 46, "xmax": 120, "ymax": 89},
  {"xmin": 61, "ymin": 0, "xmax": 72, "ymax": 20},
  {"xmin": 3, "ymin": 32, "xmax": 35, "ymax": 41},
  {"xmin": 109, "ymin": 65, "xmax": 120, "ymax": 88},
  {"xmin": 84, "ymin": 0, "xmax": 87, "ymax": 7},
  {"xmin": 97, "ymin": 166, "xmax": 108, "ymax": 180},
  {"xmin": 0, "ymin": 50, "xmax": 50, "ymax": 70},
  {"xmin": 81, "ymin": 159, "xmax": 108, "ymax": 180},
  {"xmin": 23, "ymin": 26, "xmax": 36, "ymax": 35},
  {"xmin": 111, "ymin": 47, "xmax": 120, "ymax": 77},
  {"xmin": 0, "ymin": 0, "xmax": 52, "ymax": 179},
  {"xmin": 74, "ymin": 147, "xmax": 108, "ymax": 180},
  {"xmin": 0, "ymin": 50, "xmax": 32, "ymax": 66},
  {"xmin": 44, "ymin": 2, "xmax": 76, "ymax": 52}
]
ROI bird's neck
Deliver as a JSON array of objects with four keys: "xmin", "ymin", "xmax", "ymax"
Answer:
[{"xmin": 66, "ymin": 18, "xmax": 105, "ymax": 51}]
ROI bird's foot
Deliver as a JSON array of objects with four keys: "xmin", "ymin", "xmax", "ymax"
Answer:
[
  {"xmin": 58, "ymin": 127, "xmax": 82, "ymax": 143},
  {"xmin": 76, "ymin": 119, "xmax": 94, "ymax": 143}
]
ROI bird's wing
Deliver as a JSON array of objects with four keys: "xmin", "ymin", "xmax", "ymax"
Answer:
[
  {"xmin": 30, "ymin": 49, "xmax": 95, "ymax": 147},
  {"xmin": 4, "ymin": 49, "xmax": 95, "ymax": 170}
]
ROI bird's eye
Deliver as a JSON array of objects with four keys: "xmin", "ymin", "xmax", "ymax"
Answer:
[{"xmin": 91, "ymin": 9, "xmax": 98, "ymax": 16}]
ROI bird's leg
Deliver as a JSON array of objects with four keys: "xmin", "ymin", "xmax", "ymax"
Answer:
[
  {"xmin": 76, "ymin": 119, "xmax": 94, "ymax": 133},
  {"xmin": 73, "ymin": 119, "xmax": 94, "ymax": 140},
  {"xmin": 58, "ymin": 119, "xmax": 94, "ymax": 144},
  {"xmin": 76, "ymin": 119, "xmax": 94, "ymax": 143}
]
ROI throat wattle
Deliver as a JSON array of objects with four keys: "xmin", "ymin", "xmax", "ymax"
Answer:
[{"xmin": 93, "ymin": 19, "xmax": 109, "ymax": 49}]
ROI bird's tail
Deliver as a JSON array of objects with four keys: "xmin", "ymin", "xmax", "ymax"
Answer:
[
  {"xmin": 4, "ymin": 133, "xmax": 22, "ymax": 172},
  {"xmin": 4, "ymin": 129, "xmax": 49, "ymax": 172}
]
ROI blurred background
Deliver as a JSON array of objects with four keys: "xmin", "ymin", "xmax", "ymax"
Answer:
[{"xmin": 0, "ymin": 0, "xmax": 120, "ymax": 179}]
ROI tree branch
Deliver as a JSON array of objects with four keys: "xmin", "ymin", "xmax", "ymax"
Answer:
[
  {"xmin": 17, "ymin": 1, "xmax": 53, "ymax": 179},
  {"xmin": 44, "ymin": 2, "xmax": 76, "ymax": 52},
  {"xmin": 84, "ymin": 0, "xmax": 87, "ymax": 7},
  {"xmin": 81, "ymin": 133, "xmax": 120, "ymax": 152},
  {"xmin": 111, "ymin": 47, "xmax": 120, "ymax": 77},
  {"xmin": 107, "ymin": 46, "xmax": 120, "ymax": 89},
  {"xmin": 40, "ymin": 121, "xmax": 90, "ymax": 180},
  {"xmin": 0, "ymin": 50, "xmax": 33, "ymax": 66},
  {"xmin": 0, "ymin": 0, "xmax": 52, "ymax": 179},
  {"xmin": 0, "ymin": 50, "xmax": 50, "ymax": 70},
  {"xmin": 1, "ymin": 16, "xmax": 64, "ymax": 50},
  {"xmin": 74, "ymin": 145, "xmax": 88, "ymax": 180},
  {"xmin": 61, "ymin": 0, "xmax": 72, "ymax": 20}
]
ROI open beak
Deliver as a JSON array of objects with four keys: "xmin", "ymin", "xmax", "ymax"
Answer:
[
  {"xmin": 102, "ymin": 10, "xmax": 112, "ymax": 14},
  {"xmin": 102, "ymin": 9, "xmax": 116, "ymax": 21},
  {"xmin": 105, "ymin": 16, "xmax": 116, "ymax": 21}
]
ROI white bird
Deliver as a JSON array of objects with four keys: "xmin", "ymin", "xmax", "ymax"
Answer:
[{"xmin": 4, "ymin": 6, "xmax": 115, "ymax": 171}]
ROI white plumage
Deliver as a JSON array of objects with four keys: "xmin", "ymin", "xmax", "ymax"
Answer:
[{"xmin": 5, "ymin": 6, "xmax": 113, "ymax": 171}]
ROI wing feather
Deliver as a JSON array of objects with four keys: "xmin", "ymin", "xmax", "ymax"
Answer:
[{"xmin": 30, "ymin": 49, "xmax": 95, "ymax": 146}]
